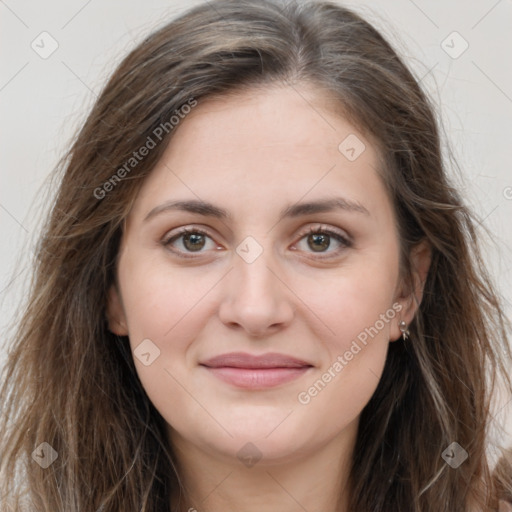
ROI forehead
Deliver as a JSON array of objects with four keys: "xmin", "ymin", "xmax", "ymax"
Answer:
[
  {"xmin": 165, "ymin": 85, "xmax": 371, "ymax": 159},
  {"xmin": 128, "ymin": 84, "xmax": 391, "ymax": 224}
]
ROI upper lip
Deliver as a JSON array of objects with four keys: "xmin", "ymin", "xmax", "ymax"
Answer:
[{"xmin": 200, "ymin": 352, "xmax": 313, "ymax": 369}]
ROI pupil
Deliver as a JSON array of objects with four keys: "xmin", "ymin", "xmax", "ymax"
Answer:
[
  {"xmin": 308, "ymin": 233, "xmax": 330, "ymax": 252},
  {"xmin": 184, "ymin": 233, "xmax": 205, "ymax": 251}
]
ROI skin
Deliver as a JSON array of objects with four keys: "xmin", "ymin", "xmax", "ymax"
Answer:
[{"xmin": 107, "ymin": 84, "xmax": 431, "ymax": 512}]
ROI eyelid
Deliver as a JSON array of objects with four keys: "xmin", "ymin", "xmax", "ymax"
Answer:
[
  {"xmin": 162, "ymin": 223, "xmax": 352, "ymax": 259},
  {"xmin": 297, "ymin": 224, "xmax": 352, "ymax": 244},
  {"xmin": 162, "ymin": 225, "xmax": 211, "ymax": 243},
  {"xmin": 292, "ymin": 224, "xmax": 352, "ymax": 259}
]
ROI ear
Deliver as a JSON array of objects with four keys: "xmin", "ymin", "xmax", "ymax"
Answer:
[
  {"xmin": 106, "ymin": 284, "xmax": 129, "ymax": 336},
  {"xmin": 390, "ymin": 239, "xmax": 432, "ymax": 342}
]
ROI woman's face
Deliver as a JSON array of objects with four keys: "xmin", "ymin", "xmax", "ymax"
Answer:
[{"xmin": 108, "ymin": 85, "xmax": 423, "ymax": 466}]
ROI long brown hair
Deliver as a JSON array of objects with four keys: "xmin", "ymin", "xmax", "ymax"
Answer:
[{"xmin": 1, "ymin": 1, "xmax": 511, "ymax": 510}]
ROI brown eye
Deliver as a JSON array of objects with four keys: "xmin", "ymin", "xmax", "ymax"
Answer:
[
  {"xmin": 163, "ymin": 227, "xmax": 218, "ymax": 258},
  {"xmin": 295, "ymin": 226, "xmax": 352, "ymax": 258},
  {"xmin": 307, "ymin": 232, "xmax": 331, "ymax": 252},
  {"xmin": 182, "ymin": 232, "xmax": 206, "ymax": 251}
]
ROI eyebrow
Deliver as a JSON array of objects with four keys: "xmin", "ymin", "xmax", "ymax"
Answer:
[{"xmin": 144, "ymin": 196, "xmax": 370, "ymax": 222}]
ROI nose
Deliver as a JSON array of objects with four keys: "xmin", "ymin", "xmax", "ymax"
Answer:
[{"xmin": 217, "ymin": 246, "xmax": 295, "ymax": 337}]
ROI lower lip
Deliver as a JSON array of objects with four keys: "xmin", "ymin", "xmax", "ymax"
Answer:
[{"xmin": 203, "ymin": 366, "xmax": 311, "ymax": 389}]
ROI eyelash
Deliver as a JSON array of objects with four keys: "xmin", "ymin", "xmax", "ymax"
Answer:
[{"xmin": 162, "ymin": 225, "xmax": 352, "ymax": 260}]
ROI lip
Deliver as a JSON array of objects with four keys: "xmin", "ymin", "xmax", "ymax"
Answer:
[{"xmin": 200, "ymin": 352, "xmax": 313, "ymax": 389}]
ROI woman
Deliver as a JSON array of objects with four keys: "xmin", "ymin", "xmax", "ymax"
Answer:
[{"xmin": 1, "ymin": 0, "xmax": 511, "ymax": 510}]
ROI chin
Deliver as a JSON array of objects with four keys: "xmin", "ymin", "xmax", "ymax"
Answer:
[{"xmin": 193, "ymin": 417, "xmax": 319, "ymax": 466}]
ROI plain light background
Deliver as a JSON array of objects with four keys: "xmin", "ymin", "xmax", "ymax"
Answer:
[{"xmin": 1, "ymin": 0, "xmax": 511, "ymax": 461}]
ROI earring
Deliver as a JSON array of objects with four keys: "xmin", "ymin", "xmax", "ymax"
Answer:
[{"xmin": 399, "ymin": 320, "xmax": 410, "ymax": 341}]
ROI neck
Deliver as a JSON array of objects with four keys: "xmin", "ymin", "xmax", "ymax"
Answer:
[{"xmin": 169, "ymin": 421, "xmax": 357, "ymax": 512}]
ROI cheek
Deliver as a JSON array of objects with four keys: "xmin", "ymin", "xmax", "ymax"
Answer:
[
  {"xmin": 305, "ymin": 256, "xmax": 398, "ymax": 352},
  {"xmin": 116, "ymin": 254, "xmax": 221, "ymax": 412},
  {"xmin": 295, "ymin": 258, "xmax": 398, "ymax": 417},
  {"xmin": 118, "ymin": 250, "xmax": 218, "ymax": 343}
]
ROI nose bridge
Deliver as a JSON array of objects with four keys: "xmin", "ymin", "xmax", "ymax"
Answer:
[
  {"xmin": 233, "ymin": 237, "xmax": 280, "ymax": 304},
  {"xmin": 218, "ymin": 235, "xmax": 294, "ymax": 334}
]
